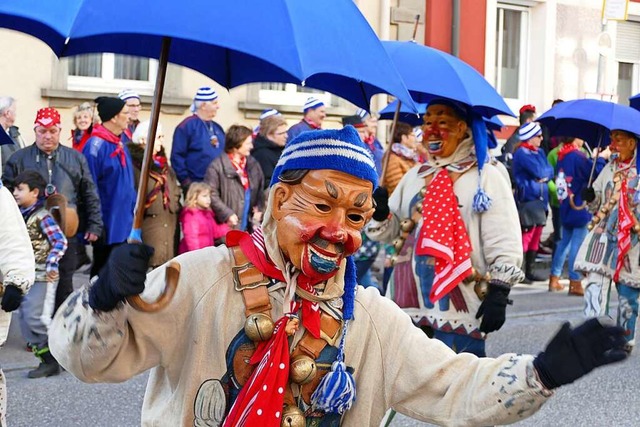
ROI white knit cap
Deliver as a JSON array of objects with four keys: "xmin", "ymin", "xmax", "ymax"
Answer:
[
  {"xmin": 518, "ymin": 122, "xmax": 542, "ymax": 141},
  {"xmin": 194, "ymin": 87, "xmax": 218, "ymax": 102},
  {"xmin": 118, "ymin": 89, "xmax": 140, "ymax": 101},
  {"xmin": 413, "ymin": 127, "xmax": 423, "ymax": 141},
  {"xmin": 303, "ymin": 96, "xmax": 324, "ymax": 112},
  {"xmin": 259, "ymin": 108, "xmax": 281, "ymax": 120}
]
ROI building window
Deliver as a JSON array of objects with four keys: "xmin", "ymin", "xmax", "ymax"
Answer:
[
  {"xmin": 66, "ymin": 53, "xmax": 157, "ymax": 93},
  {"xmin": 495, "ymin": 4, "xmax": 529, "ymax": 100},
  {"xmin": 617, "ymin": 62, "xmax": 637, "ymax": 105}
]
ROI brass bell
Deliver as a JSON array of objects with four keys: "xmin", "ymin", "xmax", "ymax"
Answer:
[
  {"xmin": 400, "ymin": 218, "xmax": 416, "ymax": 232},
  {"xmin": 474, "ymin": 281, "xmax": 489, "ymax": 300},
  {"xmin": 244, "ymin": 313, "xmax": 275, "ymax": 342},
  {"xmin": 420, "ymin": 187, "xmax": 427, "ymax": 197},
  {"xmin": 416, "ymin": 203, "xmax": 423, "ymax": 213},
  {"xmin": 634, "ymin": 223, "xmax": 640, "ymax": 233},
  {"xmin": 587, "ymin": 222, "xmax": 594, "ymax": 231},
  {"xmin": 289, "ymin": 355, "xmax": 317, "ymax": 385},
  {"xmin": 281, "ymin": 404, "xmax": 305, "ymax": 427},
  {"xmin": 389, "ymin": 254, "xmax": 398, "ymax": 267},
  {"xmin": 600, "ymin": 207, "xmax": 609, "ymax": 214},
  {"xmin": 609, "ymin": 198, "xmax": 617, "ymax": 206},
  {"xmin": 392, "ymin": 236, "xmax": 405, "ymax": 253}
]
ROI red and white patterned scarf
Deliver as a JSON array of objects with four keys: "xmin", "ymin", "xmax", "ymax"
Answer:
[
  {"xmin": 615, "ymin": 179, "xmax": 633, "ymax": 282},
  {"xmin": 228, "ymin": 154, "xmax": 250, "ymax": 190}
]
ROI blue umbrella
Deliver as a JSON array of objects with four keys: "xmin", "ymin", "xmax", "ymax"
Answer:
[
  {"xmin": 382, "ymin": 40, "xmax": 513, "ymax": 118},
  {"xmin": 0, "ymin": 0, "xmax": 416, "ymax": 112},
  {"xmin": 630, "ymin": 93, "xmax": 640, "ymax": 110},
  {"xmin": 379, "ymin": 100, "xmax": 426, "ymax": 126}
]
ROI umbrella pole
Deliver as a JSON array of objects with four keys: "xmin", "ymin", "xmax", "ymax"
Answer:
[
  {"xmin": 380, "ymin": 100, "xmax": 402, "ymax": 187},
  {"xmin": 126, "ymin": 37, "xmax": 179, "ymax": 313},
  {"xmin": 587, "ymin": 129, "xmax": 604, "ymax": 187}
]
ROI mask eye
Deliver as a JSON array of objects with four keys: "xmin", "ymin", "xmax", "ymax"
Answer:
[
  {"xmin": 316, "ymin": 204, "xmax": 331, "ymax": 213},
  {"xmin": 347, "ymin": 213, "xmax": 364, "ymax": 222}
]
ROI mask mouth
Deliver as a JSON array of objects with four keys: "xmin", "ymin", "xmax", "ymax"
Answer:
[{"xmin": 428, "ymin": 140, "xmax": 443, "ymax": 153}]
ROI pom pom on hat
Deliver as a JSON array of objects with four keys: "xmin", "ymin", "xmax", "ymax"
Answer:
[
  {"xmin": 34, "ymin": 107, "xmax": 61, "ymax": 128},
  {"xmin": 270, "ymin": 126, "xmax": 378, "ymax": 188},
  {"xmin": 118, "ymin": 89, "xmax": 140, "ymax": 101},
  {"xmin": 518, "ymin": 122, "xmax": 542, "ymax": 141},
  {"xmin": 95, "ymin": 97, "xmax": 126, "ymax": 123},
  {"xmin": 303, "ymin": 96, "xmax": 324, "ymax": 112},
  {"xmin": 519, "ymin": 104, "xmax": 536, "ymax": 115}
]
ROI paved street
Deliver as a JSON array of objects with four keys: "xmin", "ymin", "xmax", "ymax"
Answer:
[{"xmin": 2, "ymin": 273, "xmax": 637, "ymax": 426}]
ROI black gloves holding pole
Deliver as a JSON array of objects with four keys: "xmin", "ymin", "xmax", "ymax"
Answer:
[
  {"xmin": 475, "ymin": 282, "xmax": 511, "ymax": 333},
  {"xmin": 533, "ymin": 317, "xmax": 627, "ymax": 389},
  {"xmin": 372, "ymin": 187, "xmax": 390, "ymax": 222},
  {"xmin": 88, "ymin": 243, "xmax": 154, "ymax": 312}
]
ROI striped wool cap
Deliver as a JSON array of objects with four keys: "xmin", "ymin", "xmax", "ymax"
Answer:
[
  {"xmin": 259, "ymin": 108, "xmax": 281, "ymax": 120},
  {"xmin": 355, "ymin": 108, "xmax": 369, "ymax": 119},
  {"xmin": 194, "ymin": 86, "xmax": 218, "ymax": 102},
  {"xmin": 270, "ymin": 126, "xmax": 378, "ymax": 188},
  {"xmin": 303, "ymin": 96, "xmax": 324, "ymax": 112},
  {"xmin": 518, "ymin": 122, "xmax": 542, "ymax": 141},
  {"xmin": 118, "ymin": 89, "xmax": 140, "ymax": 101},
  {"xmin": 413, "ymin": 127, "xmax": 423, "ymax": 141}
]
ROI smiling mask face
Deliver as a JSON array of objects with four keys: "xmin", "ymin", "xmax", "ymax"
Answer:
[{"xmin": 422, "ymin": 104, "xmax": 468, "ymax": 158}]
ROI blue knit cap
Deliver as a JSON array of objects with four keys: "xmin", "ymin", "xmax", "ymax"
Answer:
[{"xmin": 270, "ymin": 126, "xmax": 378, "ymax": 188}]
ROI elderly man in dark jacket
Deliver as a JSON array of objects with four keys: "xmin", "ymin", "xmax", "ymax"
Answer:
[{"xmin": 2, "ymin": 107, "xmax": 103, "ymax": 312}]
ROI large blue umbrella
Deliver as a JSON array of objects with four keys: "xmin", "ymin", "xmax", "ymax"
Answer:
[
  {"xmin": 382, "ymin": 40, "xmax": 513, "ymax": 118},
  {"xmin": 0, "ymin": 0, "xmax": 416, "ymax": 111},
  {"xmin": 630, "ymin": 93, "xmax": 640, "ymax": 110},
  {"xmin": 379, "ymin": 100, "xmax": 425, "ymax": 126}
]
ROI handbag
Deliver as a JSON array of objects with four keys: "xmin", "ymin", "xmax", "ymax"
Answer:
[{"xmin": 517, "ymin": 199, "xmax": 547, "ymax": 228}]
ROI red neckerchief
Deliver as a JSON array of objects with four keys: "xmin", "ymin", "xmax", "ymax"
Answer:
[
  {"xmin": 303, "ymin": 118, "xmax": 321, "ymax": 130},
  {"xmin": 91, "ymin": 124, "xmax": 127, "ymax": 167},
  {"xmin": 615, "ymin": 179, "xmax": 633, "ymax": 282},
  {"xmin": 71, "ymin": 128, "xmax": 91, "ymax": 153},
  {"xmin": 519, "ymin": 141, "xmax": 538, "ymax": 152},
  {"xmin": 226, "ymin": 229, "xmax": 322, "ymax": 338},
  {"xmin": 557, "ymin": 143, "xmax": 578, "ymax": 162},
  {"xmin": 227, "ymin": 153, "xmax": 250, "ymax": 190},
  {"xmin": 415, "ymin": 170, "xmax": 473, "ymax": 302}
]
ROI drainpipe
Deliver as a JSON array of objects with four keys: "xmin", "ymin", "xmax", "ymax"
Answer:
[{"xmin": 452, "ymin": 0, "xmax": 461, "ymax": 56}]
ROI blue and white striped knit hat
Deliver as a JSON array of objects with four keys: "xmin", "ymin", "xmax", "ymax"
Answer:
[
  {"xmin": 413, "ymin": 127, "xmax": 423, "ymax": 141},
  {"xmin": 118, "ymin": 89, "xmax": 140, "ymax": 101},
  {"xmin": 303, "ymin": 96, "xmax": 324, "ymax": 112},
  {"xmin": 259, "ymin": 108, "xmax": 281, "ymax": 120},
  {"xmin": 194, "ymin": 86, "xmax": 218, "ymax": 102},
  {"xmin": 518, "ymin": 122, "xmax": 542, "ymax": 141},
  {"xmin": 355, "ymin": 108, "xmax": 369, "ymax": 119},
  {"xmin": 270, "ymin": 126, "xmax": 378, "ymax": 188}
]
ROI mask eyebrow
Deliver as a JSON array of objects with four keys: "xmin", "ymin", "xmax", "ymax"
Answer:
[
  {"xmin": 325, "ymin": 180, "xmax": 339, "ymax": 199},
  {"xmin": 354, "ymin": 192, "xmax": 369, "ymax": 208}
]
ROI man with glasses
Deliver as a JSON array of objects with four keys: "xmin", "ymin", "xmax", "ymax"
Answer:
[{"xmin": 118, "ymin": 89, "xmax": 143, "ymax": 144}]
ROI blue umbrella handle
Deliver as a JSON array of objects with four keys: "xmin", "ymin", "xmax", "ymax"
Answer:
[{"xmin": 587, "ymin": 129, "xmax": 604, "ymax": 187}]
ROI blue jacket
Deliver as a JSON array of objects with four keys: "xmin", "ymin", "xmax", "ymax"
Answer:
[
  {"xmin": 170, "ymin": 115, "xmax": 225, "ymax": 186},
  {"xmin": 366, "ymin": 137, "xmax": 384, "ymax": 179},
  {"xmin": 512, "ymin": 145, "xmax": 554, "ymax": 205},
  {"xmin": 556, "ymin": 149, "xmax": 606, "ymax": 228},
  {"xmin": 287, "ymin": 120, "xmax": 318, "ymax": 141},
  {"xmin": 83, "ymin": 131, "xmax": 136, "ymax": 245}
]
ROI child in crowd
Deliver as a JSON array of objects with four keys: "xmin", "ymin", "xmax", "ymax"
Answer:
[
  {"xmin": 12, "ymin": 170, "xmax": 67, "ymax": 378},
  {"xmin": 178, "ymin": 182, "xmax": 229, "ymax": 254}
]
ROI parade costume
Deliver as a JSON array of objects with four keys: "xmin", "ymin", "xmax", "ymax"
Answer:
[{"xmin": 50, "ymin": 127, "xmax": 629, "ymax": 427}]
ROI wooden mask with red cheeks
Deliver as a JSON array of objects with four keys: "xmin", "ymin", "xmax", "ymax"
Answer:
[
  {"xmin": 422, "ymin": 104, "xmax": 469, "ymax": 158},
  {"xmin": 609, "ymin": 130, "xmax": 637, "ymax": 162},
  {"xmin": 270, "ymin": 170, "xmax": 374, "ymax": 281}
]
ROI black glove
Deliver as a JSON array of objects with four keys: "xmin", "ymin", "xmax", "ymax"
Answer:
[
  {"xmin": 372, "ymin": 187, "xmax": 390, "ymax": 221},
  {"xmin": 581, "ymin": 187, "xmax": 596, "ymax": 203},
  {"xmin": 475, "ymin": 283, "xmax": 512, "ymax": 333},
  {"xmin": 1, "ymin": 285, "xmax": 23, "ymax": 312},
  {"xmin": 88, "ymin": 243, "xmax": 154, "ymax": 312},
  {"xmin": 533, "ymin": 317, "xmax": 627, "ymax": 390}
]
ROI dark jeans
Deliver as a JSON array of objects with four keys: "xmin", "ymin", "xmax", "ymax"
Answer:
[
  {"xmin": 90, "ymin": 241, "xmax": 124, "ymax": 278},
  {"xmin": 55, "ymin": 236, "xmax": 78, "ymax": 313}
]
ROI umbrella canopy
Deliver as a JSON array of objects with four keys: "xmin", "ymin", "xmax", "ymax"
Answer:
[
  {"xmin": 382, "ymin": 40, "xmax": 513, "ymax": 118},
  {"xmin": 630, "ymin": 93, "xmax": 640, "ymax": 110},
  {"xmin": 537, "ymin": 99, "xmax": 640, "ymax": 145},
  {"xmin": 0, "ymin": 0, "xmax": 417, "ymax": 111}
]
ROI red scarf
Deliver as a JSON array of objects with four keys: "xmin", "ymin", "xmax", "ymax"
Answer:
[
  {"xmin": 614, "ymin": 180, "xmax": 633, "ymax": 282},
  {"xmin": 303, "ymin": 118, "xmax": 321, "ymax": 130},
  {"xmin": 519, "ymin": 141, "xmax": 538, "ymax": 152},
  {"xmin": 557, "ymin": 143, "xmax": 578, "ymax": 161},
  {"xmin": 71, "ymin": 128, "xmax": 91, "ymax": 153},
  {"xmin": 415, "ymin": 170, "xmax": 473, "ymax": 302},
  {"xmin": 91, "ymin": 124, "xmax": 127, "ymax": 167},
  {"xmin": 228, "ymin": 154, "xmax": 250, "ymax": 190}
]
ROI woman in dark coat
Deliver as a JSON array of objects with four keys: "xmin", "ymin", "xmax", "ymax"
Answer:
[
  {"xmin": 204, "ymin": 125, "xmax": 265, "ymax": 233},
  {"xmin": 251, "ymin": 114, "xmax": 288, "ymax": 188},
  {"xmin": 127, "ymin": 121, "xmax": 181, "ymax": 268}
]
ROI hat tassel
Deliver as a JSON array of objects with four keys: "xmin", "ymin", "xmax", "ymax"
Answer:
[
  {"xmin": 311, "ymin": 321, "xmax": 356, "ymax": 414},
  {"xmin": 472, "ymin": 184, "xmax": 492, "ymax": 213}
]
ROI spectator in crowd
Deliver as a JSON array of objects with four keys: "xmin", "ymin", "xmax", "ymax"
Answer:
[
  {"xmin": 0, "ymin": 180, "xmax": 34, "ymax": 426},
  {"xmin": 178, "ymin": 182, "xmax": 229, "ymax": 254},
  {"xmin": 12, "ymin": 170, "xmax": 67, "ymax": 378},
  {"xmin": 382, "ymin": 121, "xmax": 420, "ymax": 194},
  {"xmin": 0, "ymin": 96, "xmax": 25, "ymax": 175},
  {"xmin": 512, "ymin": 122, "xmax": 554, "ymax": 283},
  {"xmin": 252, "ymin": 108, "xmax": 281, "ymax": 139},
  {"xmin": 118, "ymin": 89, "xmax": 142, "ymax": 144},
  {"xmin": 204, "ymin": 125, "xmax": 264, "ymax": 233},
  {"xmin": 287, "ymin": 96, "xmax": 326, "ymax": 140},
  {"xmin": 251, "ymin": 114, "xmax": 288, "ymax": 188},
  {"xmin": 358, "ymin": 108, "xmax": 385, "ymax": 174},
  {"xmin": 70, "ymin": 102, "xmax": 95, "ymax": 153},
  {"xmin": 127, "ymin": 121, "xmax": 181, "ymax": 269},
  {"xmin": 171, "ymin": 87, "xmax": 225, "ymax": 193},
  {"xmin": 575, "ymin": 129, "xmax": 640, "ymax": 353},
  {"xmin": 3, "ymin": 107, "xmax": 102, "ymax": 311},
  {"xmin": 501, "ymin": 104, "xmax": 537, "ymax": 162},
  {"xmin": 548, "ymin": 137, "xmax": 608, "ymax": 294},
  {"xmin": 83, "ymin": 97, "xmax": 136, "ymax": 277}
]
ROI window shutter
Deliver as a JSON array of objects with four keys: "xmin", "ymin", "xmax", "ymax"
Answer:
[{"xmin": 616, "ymin": 21, "xmax": 640, "ymax": 62}]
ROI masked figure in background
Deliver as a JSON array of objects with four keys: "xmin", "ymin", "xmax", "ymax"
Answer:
[
  {"xmin": 575, "ymin": 129, "xmax": 640, "ymax": 353},
  {"xmin": 367, "ymin": 100, "xmax": 524, "ymax": 357},
  {"xmin": 49, "ymin": 127, "xmax": 627, "ymax": 427}
]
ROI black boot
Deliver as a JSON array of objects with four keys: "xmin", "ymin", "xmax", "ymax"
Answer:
[
  {"xmin": 524, "ymin": 250, "xmax": 546, "ymax": 282},
  {"xmin": 28, "ymin": 347, "xmax": 61, "ymax": 379}
]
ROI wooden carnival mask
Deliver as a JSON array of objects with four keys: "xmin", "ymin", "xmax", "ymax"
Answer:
[
  {"xmin": 609, "ymin": 130, "xmax": 637, "ymax": 162},
  {"xmin": 422, "ymin": 104, "xmax": 469, "ymax": 158},
  {"xmin": 270, "ymin": 169, "xmax": 374, "ymax": 281}
]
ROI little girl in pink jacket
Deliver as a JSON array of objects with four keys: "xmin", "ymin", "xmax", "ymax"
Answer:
[{"xmin": 178, "ymin": 182, "xmax": 229, "ymax": 254}]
